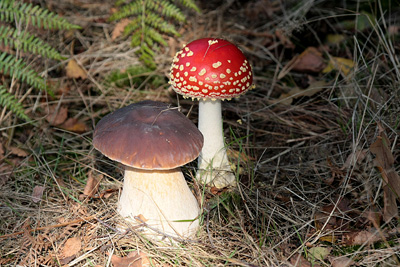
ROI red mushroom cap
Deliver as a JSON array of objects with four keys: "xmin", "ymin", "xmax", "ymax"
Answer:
[{"xmin": 169, "ymin": 38, "xmax": 254, "ymax": 100}]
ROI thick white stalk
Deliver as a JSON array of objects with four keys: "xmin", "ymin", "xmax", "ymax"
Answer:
[
  {"xmin": 118, "ymin": 167, "xmax": 200, "ymax": 239},
  {"xmin": 197, "ymin": 99, "xmax": 236, "ymax": 188}
]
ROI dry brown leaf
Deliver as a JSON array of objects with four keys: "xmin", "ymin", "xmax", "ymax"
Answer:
[
  {"xmin": 276, "ymin": 80, "xmax": 327, "ymax": 105},
  {"xmin": 66, "ymin": 59, "xmax": 87, "ymax": 79},
  {"xmin": 111, "ymin": 19, "xmax": 131, "ymax": 40},
  {"xmin": 60, "ymin": 237, "xmax": 81, "ymax": 264},
  {"xmin": 98, "ymin": 188, "xmax": 119, "ymax": 199},
  {"xmin": 329, "ymin": 256, "xmax": 355, "ymax": 267},
  {"xmin": 46, "ymin": 105, "xmax": 68, "ymax": 125},
  {"xmin": 31, "ymin": 185, "xmax": 45, "ymax": 203},
  {"xmin": 343, "ymin": 229, "xmax": 385, "ymax": 246},
  {"xmin": 59, "ymin": 118, "xmax": 89, "ymax": 133},
  {"xmin": 9, "ymin": 146, "xmax": 28, "ymax": 157},
  {"xmin": 370, "ymin": 126, "xmax": 400, "ymax": 222},
  {"xmin": 341, "ymin": 147, "xmax": 368, "ymax": 169},
  {"xmin": 135, "ymin": 214, "xmax": 148, "ymax": 223},
  {"xmin": 83, "ymin": 171, "xmax": 103, "ymax": 197},
  {"xmin": 111, "ymin": 251, "xmax": 150, "ymax": 267},
  {"xmin": 279, "ymin": 47, "xmax": 326, "ymax": 79}
]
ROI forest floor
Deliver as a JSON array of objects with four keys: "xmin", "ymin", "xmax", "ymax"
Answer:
[{"xmin": 1, "ymin": 0, "xmax": 400, "ymax": 266}]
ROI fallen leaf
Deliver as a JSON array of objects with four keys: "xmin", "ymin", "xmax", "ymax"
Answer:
[
  {"xmin": 329, "ymin": 256, "xmax": 355, "ymax": 267},
  {"xmin": 32, "ymin": 185, "xmax": 45, "ymax": 203},
  {"xmin": 59, "ymin": 118, "xmax": 89, "ymax": 133},
  {"xmin": 9, "ymin": 146, "xmax": 28, "ymax": 157},
  {"xmin": 291, "ymin": 47, "xmax": 326, "ymax": 73},
  {"xmin": 46, "ymin": 105, "xmax": 68, "ymax": 125},
  {"xmin": 98, "ymin": 188, "xmax": 119, "ymax": 199},
  {"xmin": 111, "ymin": 19, "xmax": 131, "ymax": 40},
  {"xmin": 276, "ymin": 80, "xmax": 327, "ymax": 105},
  {"xmin": 370, "ymin": 125, "xmax": 400, "ymax": 222},
  {"xmin": 279, "ymin": 47, "xmax": 326, "ymax": 78},
  {"xmin": 135, "ymin": 214, "xmax": 148, "ymax": 223},
  {"xmin": 60, "ymin": 237, "xmax": 81, "ymax": 264},
  {"xmin": 83, "ymin": 171, "xmax": 103, "ymax": 197},
  {"xmin": 307, "ymin": 246, "xmax": 331, "ymax": 264},
  {"xmin": 66, "ymin": 59, "xmax": 87, "ymax": 79},
  {"xmin": 111, "ymin": 251, "xmax": 150, "ymax": 267},
  {"xmin": 343, "ymin": 229, "xmax": 386, "ymax": 246},
  {"xmin": 341, "ymin": 147, "xmax": 368, "ymax": 170},
  {"xmin": 326, "ymin": 34, "xmax": 346, "ymax": 45},
  {"xmin": 362, "ymin": 210, "xmax": 382, "ymax": 227},
  {"xmin": 322, "ymin": 57, "xmax": 354, "ymax": 77}
]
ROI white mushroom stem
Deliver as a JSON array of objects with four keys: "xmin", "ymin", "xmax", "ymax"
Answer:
[
  {"xmin": 118, "ymin": 167, "xmax": 200, "ymax": 239},
  {"xmin": 196, "ymin": 99, "xmax": 236, "ymax": 188}
]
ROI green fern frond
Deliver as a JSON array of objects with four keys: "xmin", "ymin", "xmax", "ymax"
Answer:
[
  {"xmin": 109, "ymin": 1, "xmax": 143, "ymax": 21},
  {"xmin": 0, "ymin": 1, "xmax": 79, "ymax": 122},
  {"xmin": 145, "ymin": 12, "xmax": 179, "ymax": 36},
  {"xmin": 180, "ymin": 0, "xmax": 201, "ymax": 13},
  {"xmin": 110, "ymin": 0, "xmax": 200, "ymax": 67},
  {"xmin": 0, "ymin": 25, "xmax": 63, "ymax": 60},
  {"xmin": 146, "ymin": 27, "xmax": 167, "ymax": 46},
  {"xmin": 0, "ymin": 52, "xmax": 46, "ymax": 90},
  {"xmin": 110, "ymin": 0, "xmax": 185, "ymax": 22},
  {"xmin": 123, "ymin": 17, "xmax": 142, "ymax": 37},
  {"xmin": 0, "ymin": 85, "xmax": 30, "ymax": 121},
  {"xmin": 0, "ymin": 0, "xmax": 80, "ymax": 30},
  {"xmin": 146, "ymin": 0, "xmax": 186, "ymax": 22}
]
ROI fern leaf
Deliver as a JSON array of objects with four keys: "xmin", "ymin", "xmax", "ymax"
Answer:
[
  {"xmin": 0, "ymin": 85, "xmax": 30, "ymax": 121},
  {"xmin": 0, "ymin": 52, "xmax": 46, "ymax": 90},
  {"xmin": 145, "ymin": 0, "xmax": 186, "ymax": 22},
  {"xmin": 145, "ymin": 12, "xmax": 179, "ymax": 36},
  {"xmin": 109, "ymin": 1, "xmax": 143, "ymax": 21},
  {"xmin": 123, "ymin": 17, "xmax": 142, "ymax": 37},
  {"xmin": 146, "ymin": 27, "xmax": 167, "ymax": 46},
  {"xmin": 110, "ymin": 0, "xmax": 200, "ymax": 67},
  {"xmin": 0, "ymin": 0, "xmax": 80, "ymax": 30},
  {"xmin": 0, "ymin": 25, "xmax": 63, "ymax": 60},
  {"xmin": 179, "ymin": 0, "xmax": 201, "ymax": 13}
]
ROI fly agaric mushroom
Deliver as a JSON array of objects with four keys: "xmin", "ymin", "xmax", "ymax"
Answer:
[
  {"xmin": 93, "ymin": 100, "xmax": 203, "ymax": 239},
  {"xmin": 169, "ymin": 38, "xmax": 254, "ymax": 188}
]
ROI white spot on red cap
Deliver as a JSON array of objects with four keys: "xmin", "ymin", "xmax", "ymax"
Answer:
[{"xmin": 212, "ymin": 62, "xmax": 222, "ymax": 68}]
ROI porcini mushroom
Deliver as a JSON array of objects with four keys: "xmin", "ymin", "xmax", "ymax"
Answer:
[
  {"xmin": 93, "ymin": 100, "xmax": 203, "ymax": 239},
  {"xmin": 169, "ymin": 38, "xmax": 254, "ymax": 188}
]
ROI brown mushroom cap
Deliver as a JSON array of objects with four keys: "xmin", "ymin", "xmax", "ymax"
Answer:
[{"xmin": 93, "ymin": 100, "xmax": 203, "ymax": 170}]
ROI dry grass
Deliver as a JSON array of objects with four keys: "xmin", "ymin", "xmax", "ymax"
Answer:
[{"xmin": 1, "ymin": 0, "xmax": 400, "ymax": 266}]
